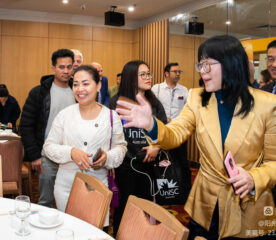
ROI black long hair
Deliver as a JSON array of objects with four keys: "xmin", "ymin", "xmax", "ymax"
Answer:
[
  {"xmin": 118, "ymin": 60, "xmax": 159, "ymax": 107},
  {"xmin": 198, "ymin": 35, "xmax": 254, "ymax": 118}
]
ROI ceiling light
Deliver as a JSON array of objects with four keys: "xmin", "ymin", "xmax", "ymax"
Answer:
[
  {"xmin": 227, "ymin": 0, "xmax": 234, "ymax": 6},
  {"xmin": 128, "ymin": 5, "xmax": 135, "ymax": 12},
  {"xmin": 62, "ymin": 0, "xmax": 69, "ymax": 4},
  {"xmin": 226, "ymin": 20, "xmax": 231, "ymax": 25}
]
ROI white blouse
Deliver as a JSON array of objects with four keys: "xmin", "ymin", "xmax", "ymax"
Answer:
[{"xmin": 43, "ymin": 103, "xmax": 127, "ymax": 171}]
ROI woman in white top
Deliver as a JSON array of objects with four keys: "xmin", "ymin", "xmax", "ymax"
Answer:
[{"xmin": 43, "ymin": 65, "xmax": 127, "ymax": 221}]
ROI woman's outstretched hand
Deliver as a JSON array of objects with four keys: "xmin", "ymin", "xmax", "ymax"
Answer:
[{"xmin": 116, "ymin": 94, "xmax": 154, "ymax": 131}]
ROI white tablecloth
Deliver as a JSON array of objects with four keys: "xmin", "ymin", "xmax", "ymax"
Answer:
[
  {"xmin": 0, "ymin": 130, "xmax": 20, "ymax": 143},
  {"xmin": 0, "ymin": 197, "xmax": 114, "ymax": 240}
]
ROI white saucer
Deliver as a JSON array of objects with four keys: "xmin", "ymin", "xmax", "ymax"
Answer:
[
  {"xmin": 76, "ymin": 237, "xmax": 112, "ymax": 240},
  {"xmin": 29, "ymin": 214, "xmax": 63, "ymax": 229}
]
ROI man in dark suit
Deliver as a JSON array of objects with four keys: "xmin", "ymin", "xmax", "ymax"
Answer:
[
  {"xmin": 91, "ymin": 62, "xmax": 110, "ymax": 106},
  {"xmin": 260, "ymin": 40, "xmax": 276, "ymax": 93}
]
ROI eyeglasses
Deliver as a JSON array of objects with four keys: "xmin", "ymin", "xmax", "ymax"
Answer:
[
  {"xmin": 266, "ymin": 56, "xmax": 276, "ymax": 65},
  {"xmin": 138, "ymin": 72, "xmax": 153, "ymax": 80},
  {"xmin": 195, "ymin": 61, "xmax": 220, "ymax": 73},
  {"xmin": 170, "ymin": 70, "xmax": 183, "ymax": 74}
]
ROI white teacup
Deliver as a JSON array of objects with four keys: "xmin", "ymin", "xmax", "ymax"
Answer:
[{"xmin": 39, "ymin": 209, "xmax": 59, "ymax": 225}]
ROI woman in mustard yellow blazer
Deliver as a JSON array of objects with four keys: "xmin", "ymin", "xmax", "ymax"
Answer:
[{"xmin": 116, "ymin": 35, "xmax": 276, "ymax": 239}]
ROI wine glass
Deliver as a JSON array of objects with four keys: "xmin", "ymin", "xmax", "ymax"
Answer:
[{"xmin": 14, "ymin": 195, "xmax": 31, "ymax": 236}]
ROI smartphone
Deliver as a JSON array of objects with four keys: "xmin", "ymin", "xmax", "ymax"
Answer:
[
  {"xmin": 223, "ymin": 151, "xmax": 239, "ymax": 190},
  {"xmin": 223, "ymin": 151, "xmax": 239, "ymax": 178},
  {"xmin": 91, "ymin": 148, "xmax": 102, "ymax": 163},
  {"xmin": 90, "ymin": 148, "xmax": 102, "ymax": 166}
]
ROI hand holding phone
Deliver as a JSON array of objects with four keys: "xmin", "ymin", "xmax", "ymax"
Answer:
[
  {"xmin": 223, "ymin": 151, "xmax": 239, "ymax": 191},
  {"xmin": 91, "ymin": 148, "xmax": 102, "ymax": 164},
  {"xmin": 224, "ymin": 151, "xmax": 239, "ymax": 178}
]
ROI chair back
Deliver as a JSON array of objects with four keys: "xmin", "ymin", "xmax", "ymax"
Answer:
[
  {"xmin": 117, "ymin": 195, "xmax": 189, "ymax": 240},
  {"xmin": 0, "ymin": 139, "xmax": 23, "ymax": 195},
  {"xmin": 65, "ymin": 172, "xmax": 112, "ymax": 229},
  {"xmin": 0, "ymin": 155, "xmax": 3, "ymax": 197}
]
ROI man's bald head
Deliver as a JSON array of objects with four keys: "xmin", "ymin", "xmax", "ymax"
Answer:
[{"xmin": 91, "ymin": 62, "xmax": 103, "ymax": 80}]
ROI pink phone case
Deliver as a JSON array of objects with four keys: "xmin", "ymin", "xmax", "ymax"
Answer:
[{"xmin": 223, "ymin": 151, "xmax": 239, "ymax": 178}]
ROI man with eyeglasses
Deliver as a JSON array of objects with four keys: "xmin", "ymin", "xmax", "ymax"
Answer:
[
  {"xmin": 260, "ymin": 40, "xmax": 276, "ymax": 93},
  {"xmin": 152, "ymin": 62, "xmax": 188, "ymax": 122},
  {"xmin": 152, "ymin": 62, "xmax": 191, "ymax": 203},
  {"xmin": 19, "ymin": 49, "xmax": 76, "ymax": 207}
]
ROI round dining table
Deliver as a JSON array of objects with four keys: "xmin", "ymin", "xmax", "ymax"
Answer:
[{"xmin": 0, "ymin": 197, "xmax": 114, "ymax": 240}]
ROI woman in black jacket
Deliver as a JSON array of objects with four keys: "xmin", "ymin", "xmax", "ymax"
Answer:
[
  {"xmin": 109, "ymin": 60, "xmax": 167, "ymax": 236},
  {"xmin": 0, "ymin": 84, "xmax": 21, "ymax": 131}
]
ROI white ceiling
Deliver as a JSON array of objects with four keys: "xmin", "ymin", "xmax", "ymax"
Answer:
[
  {"xmin": 170, "ymin": 0, "xmax": 276, "ymax": 39},
  {"xmin": 0, "ymin": 0, "xmax": 187, "ymax": 20},
  {"xmin": 0, "ymin": 0, "xmax": 222, "ymax": 28},
  {"xmin": 0, "ymin": 0, "xmax": 275, "ymax": 39}
]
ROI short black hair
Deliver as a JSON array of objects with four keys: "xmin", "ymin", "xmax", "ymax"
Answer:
[
  {"xmin": 73, "ymin": 65, "xmax": 100, "ymax": 84},
  {"xmin": 164, "ymin": 63, "xmax": 179, "ymax": 73},
  {"xmin": 260, "ymin": 69, "xmax": 271, "ymax": 84},
  {"xmin": 198, "ymin": 35, "xmax": 254, "ymax": 118},
  {"xmin": 51, "ymin": 49, "xmax": 74, "ymax": 66},
  {"xmin": 267, "ymin": 40, "xmax": 276, "ymax": 52},
  {"xmin": 0, "ymin": 84, "xmax": 9, "ymax": 97},
  {"xmin": 117, "ymin": 73, "xmax": 122, "ymax": 77}
]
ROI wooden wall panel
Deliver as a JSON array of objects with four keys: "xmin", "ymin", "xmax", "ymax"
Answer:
[
  {"xmin": 92, "ymin": 41, "xmax": 133, "ymax": 87},
  {"xmin": 1, "ymin": 36, "xmax": 48, "ymax": 109},
  {"xmin": 139, "ymin": 20, "xmax": 168, "ymax": 84},
  {"xmin": 169, "ymin": 34, "xmax": 207, "ymax": 89},
  {"xmin": 169, "ymin": 47, "xmax": 195, "ymax": 89},
  {"xmin": 48, "ymin": 38, "xmax": 93, "ymax": 72},
  {"xmin": 133, "ymin": 42, "xmax": 140, "ymax": 60},
  {"xmin": 193, "ymin": 37, "xmax": 207, "ymax": 88},
  {"xmin": 132, "ymin": 29, "xmax": 140, "ymax": 60},
  {"xmin": 49, "ymin": 23, "xmax": 92, "ymax": 40},
  {"xmin": 92, "ymin": 27, "xmax": 135, "ymax": 87},
  {"xmin": 169, "ymin": 34, "xmax": 195, "ymax": 49},
  {"xmin": 2, "ymin": 20, "xmax": 48, "ymax": 38},
  {"xmin": 92, "ymin": 27, "xmax": 133, "ymax": 43}
]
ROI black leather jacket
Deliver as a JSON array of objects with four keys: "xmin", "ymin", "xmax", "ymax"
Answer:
[{"xmin": 19, "ymin": 75, "xmax": 55, "ymax": 162}]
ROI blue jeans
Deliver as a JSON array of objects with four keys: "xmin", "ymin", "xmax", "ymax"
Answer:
[{"xmin": 38, "ymin": 156, "xmax": 59, "ymax": 207}]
